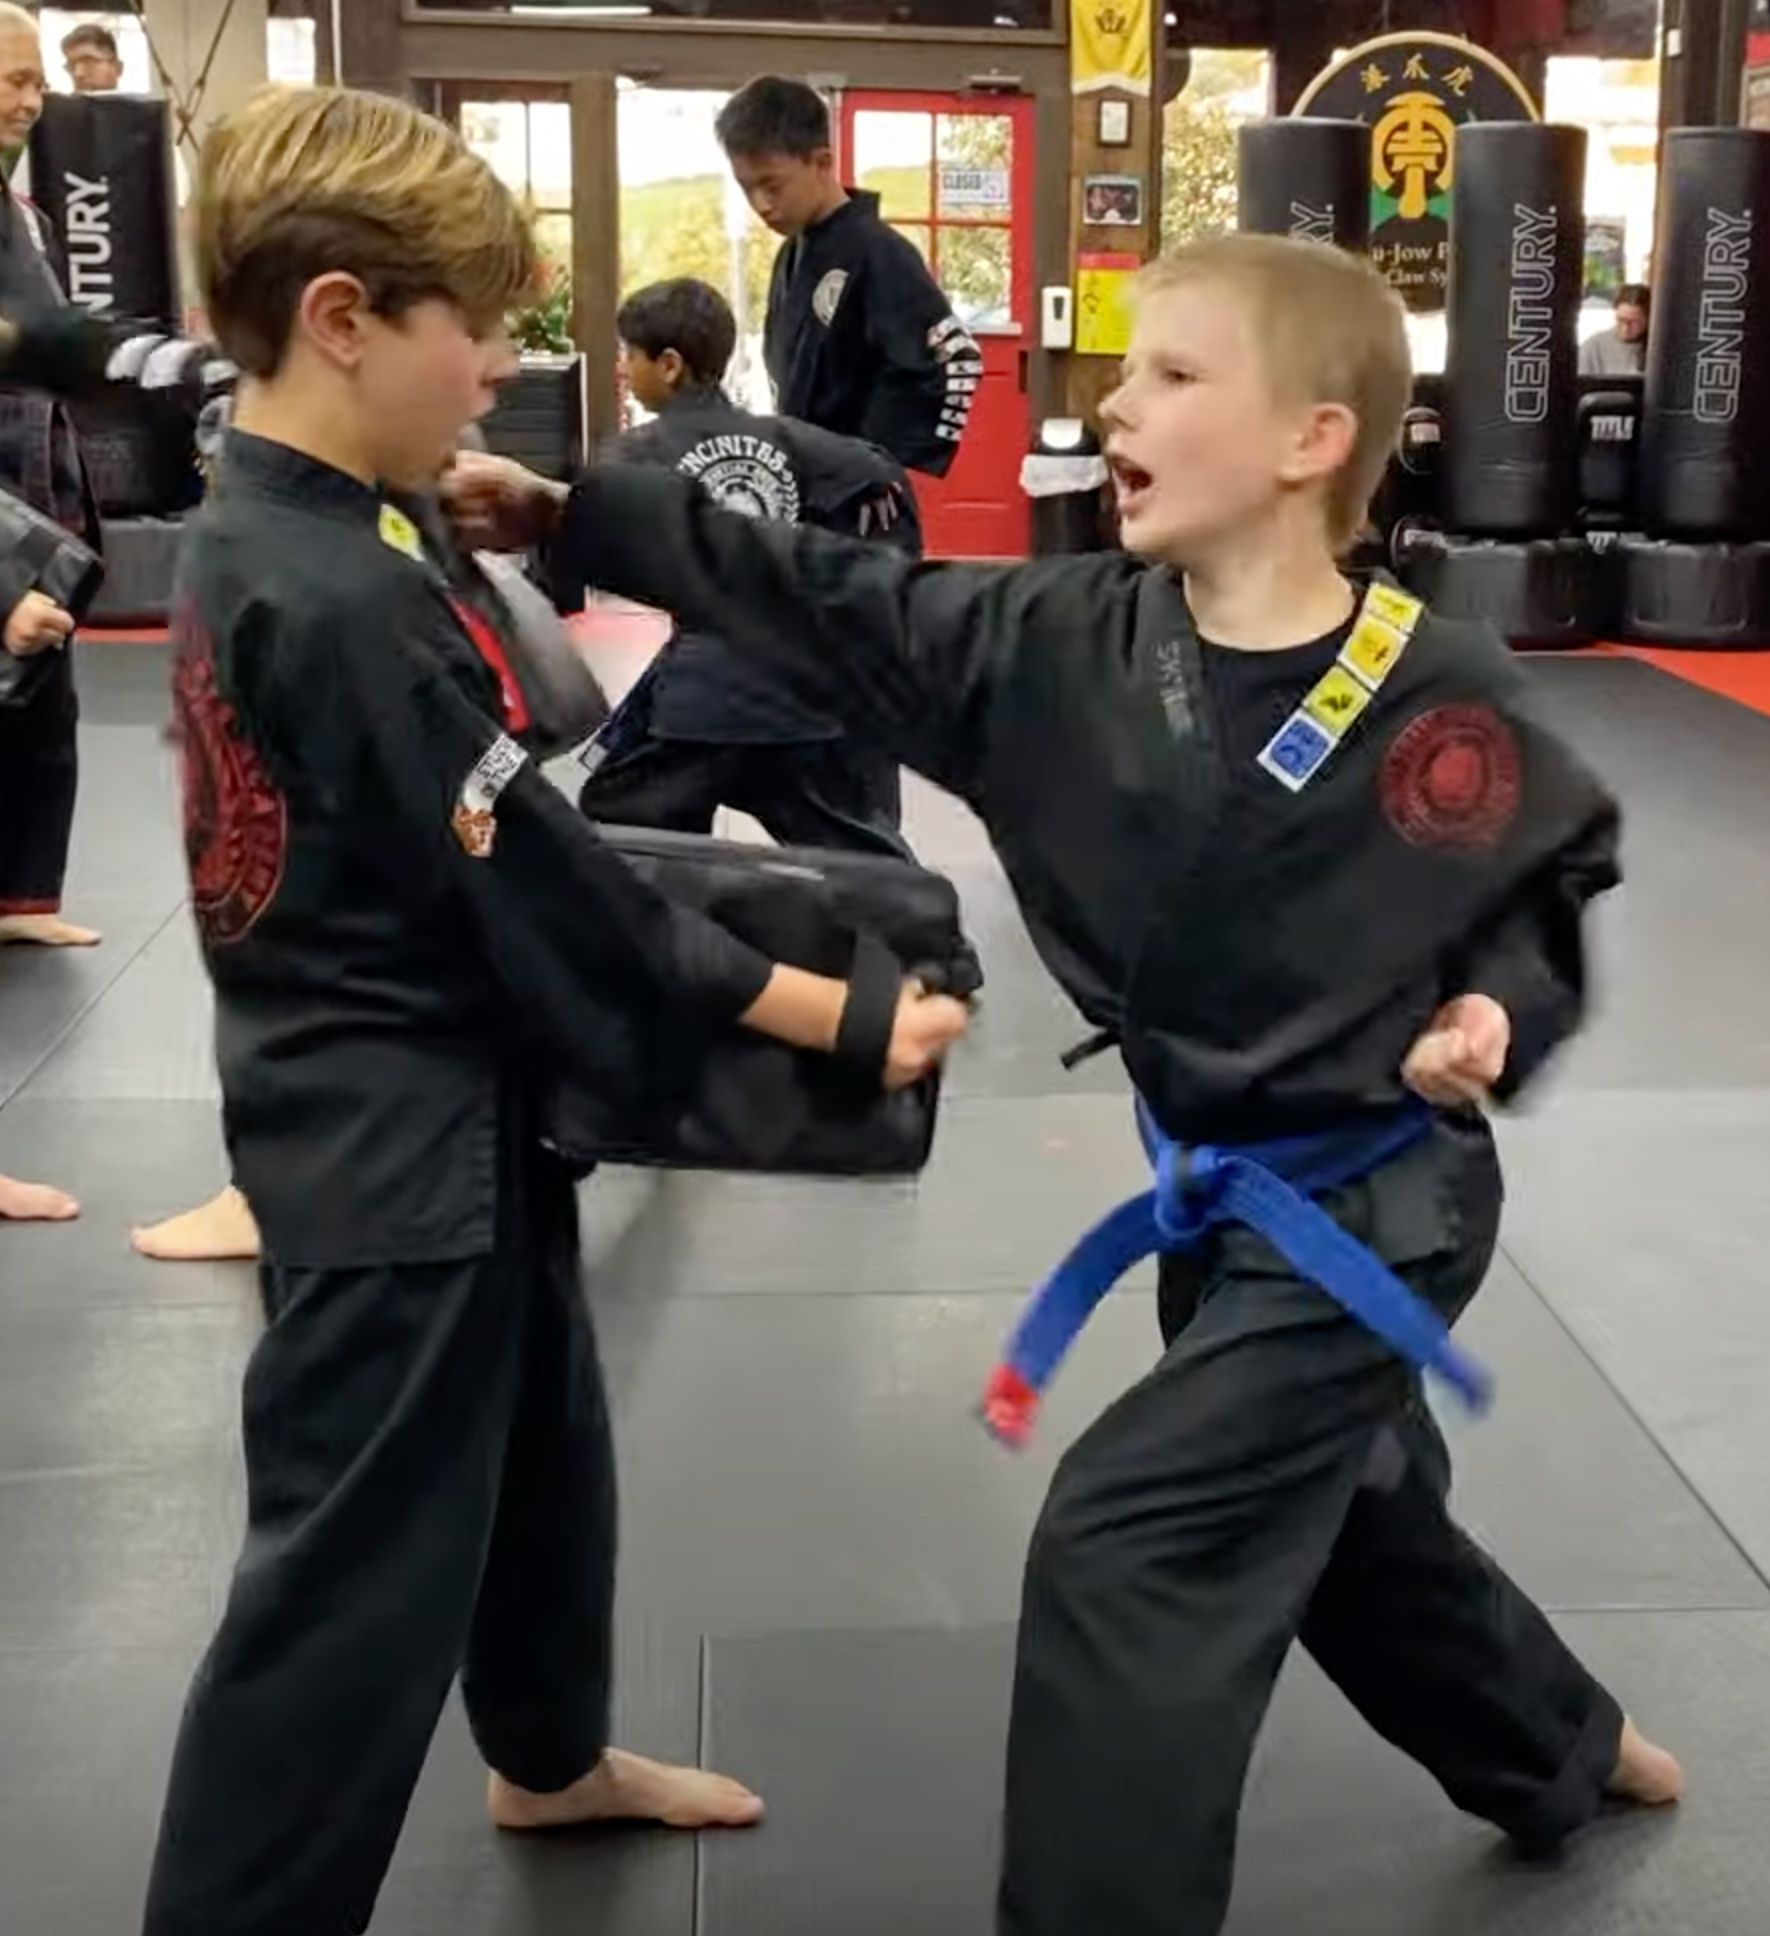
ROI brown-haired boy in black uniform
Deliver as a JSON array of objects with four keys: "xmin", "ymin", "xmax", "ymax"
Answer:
[{"xmin": 140, "ymin": 84, "xmax": 966, "ymax": 1936}]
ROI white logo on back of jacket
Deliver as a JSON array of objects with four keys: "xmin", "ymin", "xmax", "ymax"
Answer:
[
  {"xmin": 677, "ymin": 432, "xmax": 803, "ymax": 526},
  {"xmin": 812, "ymin": 269, "xmax": 849, "ymax": 327}
]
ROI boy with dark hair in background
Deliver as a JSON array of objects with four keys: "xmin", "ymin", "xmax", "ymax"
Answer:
[
  {"xmin": 717, "ymin": 75, "xmax": 983, "ymax": 480},
  {"xmin": 579, "ymin": 273, "xmax": 917, "ymax": 856}
]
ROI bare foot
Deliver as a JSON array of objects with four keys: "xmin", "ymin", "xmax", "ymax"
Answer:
[
  {"xmin": 1607, "ymin": 1717, "xmax": 1685, "ymax": 1808},
  {"xmin": 0, "ymin": 913, "xmax": 101, "ymax": 947},
  {"xmin": 131, "ymin": 1185, "xmax": 261, "ymax": 1262},
  {"xmin": 488, "ymin": 1748, "xmax": 764, "ymax": 1834},
  {"xmin": 0, "ymin": 1174, "xmax": 80, "ymax": 1221}
]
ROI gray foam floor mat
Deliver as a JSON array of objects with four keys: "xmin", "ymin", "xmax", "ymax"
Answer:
[
  {"xmin": 700, "ymin": 1613, "xmax": 1770, "ymax": 1936},
  {"xmin": 9, "ymin": 648, "xmax": 1770, "ymax": 1933},
  {"xmin": 1518, "ymin": 657, "xmax": 1770, "ymax": 1093},
  {"xmin": 599, "ymin": 1254, "xmax": 1761, "ymax": 1643},
  {"xmin": 578, "ymin": 1089, "xmax": 1143, "ymax": 1300},
  {"xmin": 0, "ymin": 1639, "xmax": 707, "ymax": 1936},
  {"xmin": 1498, "ymin": 1089, "xmax": 1770, "ymax": 1584},
  {"xmin": 19, "ymin": 916, "xmax": 217, "ymax": 1103},
  {"xmin": 0, "ymin": 1099, "xmax": 241, "ymax": 1303}
]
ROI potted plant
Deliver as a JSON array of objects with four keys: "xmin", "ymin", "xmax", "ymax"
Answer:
[{"xmin": 489, "ymin": 267, "xmax": 585, "ymax": 479}]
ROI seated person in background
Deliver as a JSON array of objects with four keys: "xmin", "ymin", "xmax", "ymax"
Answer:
[
  {"xmin": 577, "ymin": 276, "xmax": 917, "ymax": 859},
  {"xmin": 1578, "ymin": 283, "xmax": 1649, "ymax": 377}
]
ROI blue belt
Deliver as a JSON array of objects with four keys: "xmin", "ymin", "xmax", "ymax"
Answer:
[{"xmin": 980, "ymin": 1099, "xmax": 1494, "ymax": 1446}]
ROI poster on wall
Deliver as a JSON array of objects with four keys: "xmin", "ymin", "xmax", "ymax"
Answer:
[
  {"xmin": 1292, "ymin": 32, "xmax": 1539, "ymax": 314},
  {"xmin": 1083, "ymin": 174, "xmax": 1144, "ymax": 227},
  {"xmin": 1075, "ymin": 251, "xmax": 1138, "ymax": 356}
]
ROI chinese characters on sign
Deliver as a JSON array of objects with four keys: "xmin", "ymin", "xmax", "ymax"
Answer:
[{"xmin": 1293, "ymin": 33, "xmax": 1538, "ymax": 313}]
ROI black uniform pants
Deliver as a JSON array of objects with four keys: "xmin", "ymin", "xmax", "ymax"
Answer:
[
  {"xmin": 579, "ymin": 731, "xmax": 913, "ymax": 864},
  {"xmin": 998, "ymin": 1123, "xmax": 1625, "ymax": 1936},
  {"xmin": 0, "ymin": 644, "xmax": 78, "ymax": 913},
  {"xmin": 143, "ymin": 1145, "xmax": 615, "ymax": 1936}
]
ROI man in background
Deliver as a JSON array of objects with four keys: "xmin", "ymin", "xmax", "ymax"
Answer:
[
  {"xmin": 1579, "ymin": 282, "xmax": 1649, "ymax": 377},
  {"xmin": 717, "ymin": 75, "xmax": 982, "ymax": 482},
  {"xmin": 0, "ymin": 2, "xmax": 100, "ymax": 947},
  {"xmin": 63, "ymin": 23, "xmax": 124, "ymax": 96}
]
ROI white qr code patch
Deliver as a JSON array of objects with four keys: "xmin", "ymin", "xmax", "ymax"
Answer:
[{"xmin": 452, "ymin": 733, "xmax": 528, "ymax": 859}]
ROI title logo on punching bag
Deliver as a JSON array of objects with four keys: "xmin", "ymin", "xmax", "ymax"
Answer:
[
  {"xmin": 61, "ymin": 171, "xmax": 114, "ymax": 315},
  {"xmin": 1695, "ymin": 207, "xmax": 1751, "ymax": 425},
  {"xmin": 26, "ymin": 94, "xmax": 180, "ymax": 329},
  {"xmin": 1292, "ymin": 32, "xmax": 1539, "ymax": 313},
  {"xmin": 1504, "ymin": 204, "xmax": 1558, "ymax": 424},
  {"xmin": 1289, "ymin": 200, "xmax": 1338, "ymax": 244}
]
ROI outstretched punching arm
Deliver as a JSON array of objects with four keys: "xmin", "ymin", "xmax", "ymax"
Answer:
[{"xmin": 449, "ymin": 453, "xmax": 1136, "ymax": 802}]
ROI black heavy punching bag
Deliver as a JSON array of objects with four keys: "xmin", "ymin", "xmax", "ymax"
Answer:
[
  {"xmin": 1443, "ymin": 123, "xmax": 1586, "ymax": 536},
  {"xmin": 1639, "ymin": 130, "xmax": 1770, "ymax": 539},
  {"xmin": 28, "ymin": 93, "xmax": 179, "ymax": 326},
  {"xmin": 1237, "ymin": 119, "xmax": 1370, "ymax": 252}
]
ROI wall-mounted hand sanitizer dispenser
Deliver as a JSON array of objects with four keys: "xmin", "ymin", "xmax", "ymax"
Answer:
[{"xmin": 1041, "ymin": 285, "xmax": 1074, "ymax": 352}]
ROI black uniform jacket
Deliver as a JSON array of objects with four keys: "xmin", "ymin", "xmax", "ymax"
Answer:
[
  {"xmin": 553, "ymin": 467, "xmax": 1621, "ymax": 1153},
  {"xmin": 765, "ymin": 191, "xmax": 983, "ymax": 479},
  {"xmin": 580, "ymin": 384, "xmax": 917, "ymax": 742},
  {"xmin": 172, "ymin": 432, "xmax": 771, "ymax": 1268},
  {"xmin": 0, "ymin": 178, "xmax": 93, "ymax": 536}
]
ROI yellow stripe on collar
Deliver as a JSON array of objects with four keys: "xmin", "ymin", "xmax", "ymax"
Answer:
[
  {"xmin": 379, "ymin": 502, "xmax": 424, "ymax": 562},
  {"xmin": 1256, "ymin": 580, "xmax": 1425, "ymax": 795},
  {"xmin": 1340, "ymin": 582, "xmax": 1423, "ymax": 692}
]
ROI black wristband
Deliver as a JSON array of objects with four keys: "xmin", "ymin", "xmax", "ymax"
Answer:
[{"xmin": 832, "ymin": 928, "xmax": 903, "ymax": 1080}]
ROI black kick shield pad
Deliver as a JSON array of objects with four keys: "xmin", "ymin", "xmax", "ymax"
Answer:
[{"xmin": 546, "ymin": 825, "xmax": 978, "ymax": 1177}]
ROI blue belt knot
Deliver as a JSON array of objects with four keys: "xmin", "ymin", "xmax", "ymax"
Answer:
[{"xmin": 980, "ymin": 1098, "xmax": 1494, "ymax": 1447}]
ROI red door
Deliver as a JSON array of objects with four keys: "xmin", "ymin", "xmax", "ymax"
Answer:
[{"xmin": 837, "ymin": 90, "xmax": 1034, "ymax": 560}]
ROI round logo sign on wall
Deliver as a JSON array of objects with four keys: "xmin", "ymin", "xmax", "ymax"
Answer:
[{"xmin": 1293, "ymin": 32, "xmax": 1539, "ymax": 313}]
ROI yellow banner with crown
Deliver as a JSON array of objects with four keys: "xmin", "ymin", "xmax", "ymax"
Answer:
[{"xmin": 1072, "ymin": 0, "xmax": 1151, "ymax": 98}]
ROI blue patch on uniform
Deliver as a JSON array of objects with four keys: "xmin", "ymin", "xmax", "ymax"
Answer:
[{"xmin": 1257, "ymin": 711, "xmax": 1335, "ymax": 792}]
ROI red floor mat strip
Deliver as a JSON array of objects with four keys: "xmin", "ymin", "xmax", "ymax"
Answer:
[{"xmin": 1613, "ymin": 644, "xmax": 1770, "ymax": 720}]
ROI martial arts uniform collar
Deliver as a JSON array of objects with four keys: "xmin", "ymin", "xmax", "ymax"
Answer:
[
  {"xmin": 807, "ymin": 189, "xmax": 877, "ymax": 234},
  {"xmin": 653, "ymin": 380, "xmax": 731, "ymax": 418},
  {"xmin": 786, "ymin": 190, "xmax": 875, "ymax": 274},
  {"xmin": 217, "ymin": 428, "xmax": 384, "ymax": 521}
]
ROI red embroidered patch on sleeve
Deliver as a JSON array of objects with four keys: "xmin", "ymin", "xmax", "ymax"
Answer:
[
  {"xmin": 1381, "ymin": 704, "xmax": 1522, "ymax": 851},
  {"xmin": 173, "ymin": 613, "xmax": 288, "ymax": 945}
]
